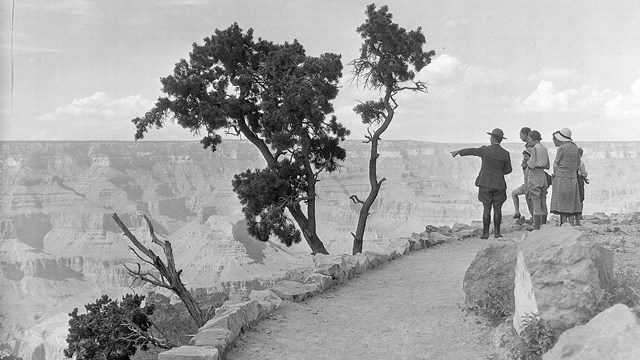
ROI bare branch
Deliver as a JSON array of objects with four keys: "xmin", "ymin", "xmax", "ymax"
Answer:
[
  {"xmin": 350, "ymin": 195, "xmax": 364, "ymax": 204},
  {"xmin": 112, "ymin": 212, "xmax": 208, "ymax": 327},
  {"xmin": 128, "ymin": 246, "xmax": 154, "ymax": 266}
]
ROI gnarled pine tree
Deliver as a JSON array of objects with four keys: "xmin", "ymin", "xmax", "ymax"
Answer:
[
  {"xmin": 132, "ymin": 24, "xmax": 349, "ymax": 254},
  {"xmin": 350, "ymin": 4, "xmax": 435, "ymax": 254}
]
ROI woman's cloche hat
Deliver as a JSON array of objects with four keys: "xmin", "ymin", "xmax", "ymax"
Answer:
[{"xmin": 553, "ymin": 128, "xmax": 572, "ymax": 142}]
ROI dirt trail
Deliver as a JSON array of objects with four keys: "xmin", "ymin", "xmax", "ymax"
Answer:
[{"xmin": 225, "ymin": 237, "xmax": 499, "ymax": 360}]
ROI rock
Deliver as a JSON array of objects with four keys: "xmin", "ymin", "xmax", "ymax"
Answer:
[
  {"xmin": 386, "ymin": 237, "xmax": 412, "ymax": 256},
  {"xmin": 158, "ymin": 346, "xmax": 219, "ymax": 360},
  {"xmin": 190, "ymin": 327, "xmax": 234, "ymax": 350},
  {"xmin": 452, "ymin": 222, "xmax": 473, "ymax": 232},
  {"xmin": 423, "ymin": 225, "xmax": 441, "ymax": 234},
  {"xmin": 438, "ymin": 225, "xmax": 452, "ymax": 235},
  {"xmin": 363, "ymin": 251, "xmax": 387, "ymax": 267},
  {"xmin": 383, "ymin": 248, "xmax": 399, "ymax": 261},
  {"xmin": 248, "ymin": 289, "xmax": 282, "ymax": 316},
  {"xmin": 463, "ymin": 241, "xmax": 518, "ymax": 310},
  {"xmin": 428, "ymin": 231, "xmax": 449, "ymax": 243},
  {"xmin": 543, "ymin": 304, "xmax": 640, "ymax": 360},
  {"xmin": 344, "ymin": 252, "xmax": 370, "ymax": 275},
  {"xmin": 305, "ymin": 273, "xmax": 335, "ymax": 291},
  {"xmin": 513, "ymin": 226, "xmax": 614, "ymax": 334},
  {"xmin": 453, "ymin": 229, "xmax": 475, "ymax": 239},
  {"xmin": 199, "ymin": 306, "xmax": 248, "ymax": 338},
  {"xmin": 268, "ymin": 280, "xmax": 318, "ymax": 302},
  {"xmin": 313, "ymin": 254, "xmax": 347, "ymax": 280},
  {"xmin": 219, "ymin": 300, "xmax": 261, "ymax": 325}
]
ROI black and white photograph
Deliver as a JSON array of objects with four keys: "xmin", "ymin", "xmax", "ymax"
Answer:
[{"xmin": 1, "ymin": 1, "xmax": 640, "ymax": 359}]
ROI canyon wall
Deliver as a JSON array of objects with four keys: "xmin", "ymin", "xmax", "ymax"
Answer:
[{"xmin": 1, "ymin": 140, "xmax": 639, "ymax": 359}]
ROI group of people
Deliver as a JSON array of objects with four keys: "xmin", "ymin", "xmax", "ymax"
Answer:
[{"xmin": 450, "ymin": 127, "xmax": 588, "ymax": 239}]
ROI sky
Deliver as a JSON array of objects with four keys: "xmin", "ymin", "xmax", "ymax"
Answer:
[{"xmin": 1, "ymin": 0, "xmax": 640, "ymax": 143}]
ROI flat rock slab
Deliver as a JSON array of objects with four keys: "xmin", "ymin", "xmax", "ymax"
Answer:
[
  {"xmin": 269, "ymin": 280, "xmax": 318, "ymax": 302},
  {"xmin": 158, "ymin": 346, "xmax": 219, "ymax": 360}
]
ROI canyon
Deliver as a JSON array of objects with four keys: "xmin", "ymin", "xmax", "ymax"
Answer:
[{"xmin": 1, "ymin": 139, "xmax": 639, "ymax": 359}]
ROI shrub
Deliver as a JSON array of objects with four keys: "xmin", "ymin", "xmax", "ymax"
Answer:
[
  {"xmin": 64, "ymin": 294, "xmax": 159, "ymax": 360},
  {"xmin": 474, "ymin": 282, "xmax": 515, "ymax": 325},
  {"xmin": 511, "ymin": 314, "xmax": 557, "ymax": 360}
]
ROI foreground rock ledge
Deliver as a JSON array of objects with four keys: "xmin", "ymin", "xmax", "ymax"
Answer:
[
  {"xmin": 513, "ymin": 225, "xmax": 614, "ymax": 333},
  {"xmin": 543, "ymin": 303, "xmax": 640, "ymax": 360}
]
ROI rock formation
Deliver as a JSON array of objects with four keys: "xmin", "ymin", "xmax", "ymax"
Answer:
[
  {"xmin": 512, "ymin": 225, "xmax": 614, "ymax": 334},
  {"xmin": 1, "ymin": 139, "xmax": 638, "ymax": 359},
  {"xmin": 542, "ymin": 303, "xmax": 640, "ymax": 360}
]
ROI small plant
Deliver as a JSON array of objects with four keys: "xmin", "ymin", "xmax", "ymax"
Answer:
[
  {"xmin": 511, "ymin": 313, "xmax": 557, "ymax": 360},
  {"xmin": 612, "ymin": 266, "xmax": 640, "ymax": 307},
  {"xmin": 474, "ymin": 283, "xmax": 515, "ymax": 325},
  {"xmin": 0, "ymin": 348, "xmax": 22, "ymax": 360}
]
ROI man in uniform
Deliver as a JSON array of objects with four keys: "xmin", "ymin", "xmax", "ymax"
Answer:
[{"xmin": 451, "ymin": 128, "xmax": 513, "ymax": 238}]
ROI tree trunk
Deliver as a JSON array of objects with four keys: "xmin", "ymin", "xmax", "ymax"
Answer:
[
  {"xmin": 351, "ymin": 89, "xmax": 394, "ymax": 255},
  {"xmin": 172, "ymin": 279, "xmax": 207, "ymax": 328},
  {"xmin": 288, "ymin": 204, "xmax": 329, "ymax": 255}
]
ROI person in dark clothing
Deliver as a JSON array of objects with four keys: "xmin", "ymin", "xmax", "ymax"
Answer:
[{"xmin": 451, "ymin": 128, "xmax": 513, "ymax": 238}]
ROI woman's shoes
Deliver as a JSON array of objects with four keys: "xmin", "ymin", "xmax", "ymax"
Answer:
[{"xmin": 513, "ymin": 213, "xmax": 521, "ymax": 219}]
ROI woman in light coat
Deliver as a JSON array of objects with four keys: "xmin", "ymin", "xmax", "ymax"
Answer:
[{"xmin": 550, "ymin": 128, "xmax": 582, "ymax": 225}]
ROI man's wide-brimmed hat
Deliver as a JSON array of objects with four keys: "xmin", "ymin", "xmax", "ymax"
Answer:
[
  {"xmin": 554, "ymin": 128, "xmax": 572, "ymax": 142},
  {"xmin": 487, "ymin": 128, "xmax": 507, "ymax": 140}
]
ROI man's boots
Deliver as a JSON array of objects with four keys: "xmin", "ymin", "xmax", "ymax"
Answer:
[
  {"xmin": 533, "ymin": 215, "xmax": 541, "ymax": 230},
  {"xmin": 482, "ymin": 209, "xmax": 491, "ymax": 239},
  {"xmin": 493, "ymin": 212, "xmax": 503, "ymax": 238}
]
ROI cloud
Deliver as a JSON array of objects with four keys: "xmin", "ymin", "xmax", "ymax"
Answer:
[
  {"xmin": 602, "ymin": 78, "xmax": 640, "ymax": 120},
  {"xmin": 424, "ymin": 54, "xmax": 462, "ymax": 79},
  {"xmin": 33, "ymin": 92, "xmax": 159, "ymax": 140},
  {"xmin": 515, "ymin": 77, "xmax": 640, "ymax": 122},
  {"xmin": 38, "ymin": 92, "xmax": 153, "ymax": 121},
  {"xmin": 417, "ymin": 54, "xmax": 514, "ymax": 100}
]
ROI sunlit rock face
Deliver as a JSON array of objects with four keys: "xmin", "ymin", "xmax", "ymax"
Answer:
[{"xmin": 1, "ymin": 140, "xmax": 638, "ymax": 359}]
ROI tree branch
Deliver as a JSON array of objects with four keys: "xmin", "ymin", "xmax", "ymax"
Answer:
[{"xmin": 350, "ymin": 195, "xmax": 365, "ymax": 204}]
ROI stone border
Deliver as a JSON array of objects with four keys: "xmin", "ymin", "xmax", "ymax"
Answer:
[{"xmin": 159, "ymin": 226, "xmax": 480, "ymax": 360}]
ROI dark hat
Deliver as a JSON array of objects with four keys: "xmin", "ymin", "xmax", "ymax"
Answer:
[{"xmin": 487, "ymin": 128, "xmax": 507, "ymax": 140}]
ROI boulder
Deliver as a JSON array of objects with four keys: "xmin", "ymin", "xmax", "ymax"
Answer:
[
  {"xmin": 343, "ymin": 252, "xmax": 370, "ymax": 275},
  {"xmin": 313, "ymin": 254, "xmax": 347, "ymax": 280},
  {"xmin": 463, "ymin": 240, "xmax": 518, "ymax": 310},
  {"xmin": 158, "ymin": 346, "xmax": 219, "ymax": 360},
  {"xmin": 248, "ymin": 289, "xmax": 282, "ymax": 316},
  {"xmin": 269, "ymin": 280, "xmax": 317, "ymax": 302},
  {"xmin": 513, "ymin": 226, "xmax": 614, "ymax": 334},
  {"xmin": 543, "ymin": 304, "xmax": 640, "ymax": 360},
  {"xmin": 190, "ymin": 327, "xmax": 234, "ymax": 350},
  {"xmin": 452, "ymin": 222, "xmax": 473, "ymax": 232},
  {"xmin": 363, "ymin": 251, "xmax": 387, "ymax": 267},
  {"xmin": 386, "ymin": 237, "xmax": 412, "ymax": 256},
  {"xmin": 199, "ymin": 306, "xmax": 248, "ymax": 338},
  {"xmin": 305, "ymin": 273, "xmax": 335, "ymax": 291}
]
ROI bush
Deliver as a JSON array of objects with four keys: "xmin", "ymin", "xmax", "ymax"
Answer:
[
  {"xmin": 474, "ymin": 282, "xmax": 515, "ymax": 325},
  {"xmin": 511, "ymin": 314, "xmax": 557, "ymax": 360},
  {"xmin": 0, "ymin": 348, "xmax": 22, "ymax": 360},
  {"xmin": 64, "ymin": 294, "xmax": 156, "ymax": 360}
]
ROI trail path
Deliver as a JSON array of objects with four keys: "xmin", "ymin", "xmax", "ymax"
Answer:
[{"xmin": 225, "ymin": 237, "xmax": 500, "ymax": 360}]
